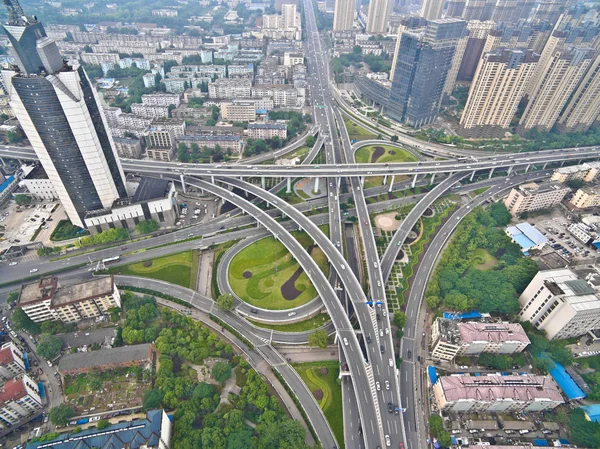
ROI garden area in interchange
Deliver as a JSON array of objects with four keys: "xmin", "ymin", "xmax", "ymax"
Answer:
[
  {"xmin": 228, "ymin": 230, "xmax": 329, "ymax": 310},
  {"xmin": 355, "ymin": 144, "xmax": 418, "ymax": 189}
]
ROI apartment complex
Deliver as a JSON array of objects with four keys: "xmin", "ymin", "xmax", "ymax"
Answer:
[
  {"xmin": 221, "ymin": 101, "xmax": 257, "ymax": 122},
  {"xmin": 366, "ymin": 0, "xmax": 392, "ymax": 33},
  {"xmin": 130, "ymin": 103, "xmax": 170, "ymax": 119},
  {"xmin": 208, "ymin": 79, "xmax": 252, "ymax": 99},
  {"xmin": 0, "ymin": 343, "xmax": 26, "ymax": 382},
  {"xmin": 112, "ymin": 137, "xmax": 143, "ymax": 159},
  {"xmin": 333, "ymin": 0, "xmax": 354, "ymax": 31},
  {"xmin": 571, "ymin": 186, "xmax": 600, "ymax": 209},
  {"xmin": 145, "ymin": 129, "xmax": 176, "ymax": 162},
  {"xmin": 247, "ymin": 123, "xmax": 287, "ymax": 139},
  {"xmin": 551, "ymin": 164, "xmax": 600, "ymax": 183},
  {"xmin": 141, "ymin": 93, "xmax": 181, "ymax": 108},
  {"xmin": 460, "ymin": 49, "xmax": 538, "ymax": 138},
  {"xmin": 0, "ymin": 375, "xmax": 43, "ymax": 429},
  {"xmin": 503, "ymin": 181, "xmax": 570, "ymax": 215},
  {"xmin": 177, "ymin": 135, "xmax": 242, "ymax": 153},
  {"xmin": 17, "ymin": 276, "xmax": 122, "ymax": 324},
  {"xmin": 433, "ymin": 375, "xmax": 563, "ymax": 413},
  {"xmin": 421, "ymin": 0, "xmax": 444, "ymax": 20},
  {"xmin": 431, "ymin": 318, "xmax": 530, "ymax": 361},
  {"xmin": 518, "ymin": 269, "xmax": 600, "ymax": 340}
]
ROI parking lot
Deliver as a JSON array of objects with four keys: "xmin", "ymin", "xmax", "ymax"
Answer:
[
  {"xmin": 175, "ymin": 195, "xmax": 220, "ymax": 227},
  {"xmin": 536, "ymin": 213, "xmax": 594, "ymax": 262}
]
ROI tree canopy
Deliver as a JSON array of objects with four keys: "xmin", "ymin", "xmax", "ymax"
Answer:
[
  {"xmin": 11, "ymin": 308, "xmax": 41, "ymax": 334},
  {"xmin": 216, "ymin": 293, "xmax": 235, "ymax": 311},
  {"xmin": 36, "ymin": 334, "xmax": 62, "ymax": 360},
  {"xmin": 49, "ymin": 404, "xmax": 75, "ymax": 426},
  {"xmin": 136, "ymin": 220, "xmax": 160, "ymax": 234},
  {"xmin": 212, "ymin": 361, "xmax": 232, "ymax": 383}
]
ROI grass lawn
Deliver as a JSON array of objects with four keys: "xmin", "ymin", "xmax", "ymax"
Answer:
[
  {"xmin": 355, "ymin": 144, "xmax": 418, "ymax": 188},
  {"xmin": 473, "ymin": 186, "xmax": 490, "ymax": 195},
  {"xmin": 286, "ymin": 145, "xmax": 311, "ymax": 162},
  {"xmin": 228, "ymin": 232, "xmax": 329, "ymax": 310},
  {"xmin": 247, "ymin": 313, "xmax": 331, "ymax": 332},
  {"xmin": 344, "ymin": 118, "xmax": 376, "ymax": 141},
  {"xmin": 293, "ymin": 361, "xmax": 343, "ymax": 448},
  {"xmin": 472, "ymin": 248, "xmax": 498, "ymax": 271},
  {"xmin": 109, "ymin": 251, "xmax": 195, "ymax": 288}
]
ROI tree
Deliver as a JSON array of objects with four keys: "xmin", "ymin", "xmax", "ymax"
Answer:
[
  {"xmin": 193, "ymin": 382, "xmax": 214, "ymax": 400},
  {"xmin": 308, "ymin": 329, "xmax": 328, "ymax": 348},
  {"xmin": 306, "ymin": 135, "xmax": 316, "ymax": 147},
  {"xmin": 49, "ymin": 404, "xmax": 75, "ymax": 426},
  {"xmin": 391, "ymin": 135, "xmax": 399, "ymax": 142},
  {"xmin": 488, "ymin": 202, "xmax": 512, "ymax": 226},
  {"xmin": 7, "ymin": 291, "xmax": 18, "ymax": 305},
  {"xmin": 7, "ymin": 131, "xmax": 21, "ymax": 143},
  {"xmin": 143, "ymin": 389, "xmax": 164, "ymax": 410},
  {"xmin": 212, "ymin": 361, "xmax": 232, "ymax": 383},
  {"xmin": 567, "ymin": 179, "xmax": 585, "ymax": 190},
  {"xmin": 217, "ymin": 293, "xmax": 235, "ymax": 311},
  {"xmin": 11, "ymin": 308, "xmax": 41, "ymax": 334},
  {"xmin": 394, "ymin": 311, "xmax": 407, "ymax": 329},
  {"xmin": 36, "ymin": 334, "xmax": 62, "ymax": 360},
  {"xmin": 97, "ymin": 420, "xmax": 110, "ymax": 430},
  {"xmin": 478, "ymin": 352, "xmax": 511, "ymax": 370},
  {"xmin": 177, "ymin": 143, "xmax": 190, "ymax": 162},
  {"xmin": 136, "ymin": 220, "xmax": 160, "ymax": 234},
  {"xmin": 14, "ymin": 194, "xmax": 32, "ymax": 206}
]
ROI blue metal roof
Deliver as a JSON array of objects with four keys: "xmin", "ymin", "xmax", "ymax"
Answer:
[
  {"xmin": 516, "ymin": 222, "xmax": 547, "ymax": 244},
  {"xmin": 548, "ymin": 360, "xmax": 586, "ymax": 400},
  {"xmin": 0, "ymin": 175, "xmax": 15, "ymax": 194},
  {"xmin": 512, "ymin": 233, "xmax": 536, "ymax": 250},
  {"xmin": 442, "ymin": 310, "xmax": 482, "ymax": 320},
  {"xmin": 534, "ymin": 439, "xmax": 549, "ymax": 446},
  {"xmin": 581, "ymin": 404, "xmax": 600, "ymax": 422},
  {"xmin": 428, "ymin": 366, "xmax": 438, "ymax": 385}
]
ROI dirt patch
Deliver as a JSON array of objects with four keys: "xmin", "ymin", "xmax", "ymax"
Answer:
[
  {"xmin": 242, "ymin": 271, "xmax": 252, "ymax": 279},
  {"xmin": 396, "ymin": 250, "xmax": 404, "ymax": 260},
  {"xmin": 143, "ymin": 261, "xmax": 153, "ymax": 268},
  {"xmin": 375, "ymin": 212, "xmax": 402, "ymax": 231},
  {"xmin": 281, "ymin": 266, "xmax": 304, "ymax": 300},
  {"xmin": 371, "ymin": 146, "xmax": 385, "ymax": 163},
  {"xmin": 319, "ymin": 367, "xmax": 329, "ymax": 375},
  {"xmin": 313, "ymin": 389, "xmax": 324, "ymax": 400}
]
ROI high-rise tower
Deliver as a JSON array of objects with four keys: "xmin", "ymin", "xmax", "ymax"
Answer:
[
  {"xmin": 366, "ymin": 0, "xmax": 392, "ymax": 33},
  {"xmin": 333, "ymin": 0, "xmax": 355, "ymax": 31},
  {"xmin": 421, "ymin": 0, "xmax": 444, "ymax": 20},
  {"xmin": 1, "ymin": 0, "xmax": 127, "ymax": 228}
]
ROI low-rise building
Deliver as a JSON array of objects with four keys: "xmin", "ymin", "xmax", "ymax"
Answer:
[
  {"xmin": 571, "ymin": 186, "xmax": 600, "ymax": 209},
  {"xmin": 25, "ymin": 409, "xmax": 172, "ymax": 449},
  {"xmin": 518, "ymin": 268, "xmax": 600, "ymax": 340},
  {"xmin": 151, "ymin": 118, "xmax": 186, "ymax": 137},
  {"xmin": 551, "ymin": 165, "xmax": 592, "ymax": 183},
  {"xmin": 17, "ymin": 276, "xmax": 122, "ymax": 324},
  {"xmin": 131, "ymin": 103, "xmax": 170, "ymax": 119},
  {"xmin": 221, "ymin": 100, "xmax": 257, "ymax": 122},
  {"xmin": 433, "ymin": 374, "xmax": 563, "ymax": 413},
  {"xmin": 0, "ymin": 343, "xmax": 26, "ymax": 381},
  {"xmin": 17, "ymin": 165, "xmax": 57, "ymax": 201},
  {"xmin": 283, "ymin": 52, "xmax": 304, "ymax": 66},
  {"xmin": 504, "ymin": 181, "xmax": 570, "ymax": 216},
  {"xmin": 208, "ymin": 79, "xmax": 252, "ymax": 99},
  {"xmin": 430, "ymin": 318, "xmax": 530, "ymax": 361},
  {"xmin": 58, "ymin": 343, "xmax": 153, "ymax": 375},
  {"xmin": 152, "ymin": 8, "xmax": 178, "ymax": 16},
  {"xmin": 247, "ymin": 122, "xmax": 287, "ymax": 139},
  {"xmin": 177, "ymin": 135, "xmax": 242, "ymax": 153},
  {"xmin": 141, "ymin": 93, "xmax": 181, "ymax": 108},
  {"xmin": 84, "ymin": 177, "xmax": 178, "ymax": 233},
  {"xmin": 112, "ymin": 137, "xmax": 143, "ymax": 159},
  {"xmin": 568, "ymin": 222, "xmax": 595, "ymax": 245},
  {"xmin": 0, "ymin": 375, "xmax": 42, "ymax": 429},
  {"xmin": 505, "ymin": 222, "xmax": 549, "ymax": 253},
  {"xmin": 145, "ymin": 129, "xmax": 176, "ymax": 162}
]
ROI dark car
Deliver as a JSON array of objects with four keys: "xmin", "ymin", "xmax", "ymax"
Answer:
[
  {"xmin": 366, "ymin": 334, "xmax": 372, "ymax": 344},
  {"xmin": 407, "ymin": 350, "xmax": 412, "ymax": 359},
  {"xmin": 376, "ymin": 313, "xmax": 381, "ymax": 321},
  {"xmin": 380, "ymin": 345, "xmax": 385, "ymax": 354},
  {"xmin": 250, "ymin": 308, "xmax": 259, "ymax": 314},
  {"xmin": 388, "ymin": 403, "xmax": 394, "ymax": 413}
]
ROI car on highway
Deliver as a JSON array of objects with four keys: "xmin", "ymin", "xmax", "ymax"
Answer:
[
  {"xmin": 385, "ymin": 380, "xmax": 390, "ymax": 390},
  {"xmin": 29, "ymin": 268, "xmax": 38, "ymax": 273},
  {"xmin": 407, "ymin": 350, "xmax": 412, "ymax": 359},
  {"xmin": 388, "ymin": 402, "xmax": 394, "ymax": 413},
  {"xmin": 343, "ymin": 337, "xmax": 349, "ymax": 346},
  {"xmin": 8, "ymin": 262, "xmax": 17, "ymax": 266},
  {"xmin": 366, "ymin": 334, "xmax": 372, "ymax": 343},
  {"xmin": 288, "ymin": 311, "xmax": 296, "ymax": 317},
  {"xmin": 380, "ymin": 329, "xmax": 383, "ymax": 337},
  {"xmin": 380, "ymin": 345, "xmax": 385, "ymax": 354},
  {"xmin": 385, "ymin": 435, "xmax": 391, "ymax": 447},
  {"xmin": 389, "ymin": 358, "xmax": 393, "ymax": 367},
  {"xmin": 376, "ymin": 381, "xmax": 381, "ymax": 391},
  {"xmin": 89, "ymin": 416, "xmax": 101, "ymax": 422},
  {"xmin": 250, "ymin": 308, "xmax": 259, "ymax": 314}
]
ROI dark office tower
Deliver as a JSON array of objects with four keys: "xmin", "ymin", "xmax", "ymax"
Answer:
[
  {"xmin": 389, "ymin": 19, "xmax": 466, "ymax": 127},
  {"xmin": 446, "ymin": 0, "xmax": 466, "ymax": 17},
  {"xmin": 1, "ymin": 0, "xmax": 127, "ymax": 228}
]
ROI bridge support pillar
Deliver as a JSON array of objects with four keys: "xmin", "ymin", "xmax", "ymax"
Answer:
[
  {"xmin": 383, "ymin": 175, "xmax": 388, "ymax": 185},
  {"xmin": 525, "ymin": 164, "xmax": 531, "ymax": 173},
  {"xmin": 314, "ymin": 177, "xmax": 320, "ymax": 193},
  {"xmin": 411, "ymin": 174, "xmax": 418, "ymax": 188},
  {"xmin": 470, "ymin": 171, "xmax": 476, "ymax": 182},
  {"xmin": 361, "ymin": 176, "xmax": 365, "ymax": 187},
  {"xmin": 286, "ymin": 177, "xmax": 292, "ymax": 193},
  {"xmin": 245, "ymin": 189, "xmax": 248, "ymax": 198},
  {"xmin": 578, "ymin": 159, "xmax": 583, "ymax": 165},
  {"xmin": 543, "ymin": 163, "xmax": 548, "ymax": 170},
  {"xmin": 337, "ymin": 177, "xmax": 341, "ymax": 189},
  {"xmin": 179, "ymin": 174, "xmax": 186, "ymax": 194},
  {"xmin": 388, "ymin": 175, "xmax": 395, "ymax": 192},
  {"xmin": 261, "ymin": 177, "xmax": 266, "ymax": 190},
  {"xmin": 488, "ymin": 168, "xmax": 495, "ymax": 179},
  {"xmin": 430, "ymin": 173, "xmax": 436, "ymax": 185},
  {"xmin": 0, "ymin": 158, "xmax": 5, "ymax": 167},
  {"xmin": 507, "ymin": 166, "xmax": 513, "ymax": 175}
]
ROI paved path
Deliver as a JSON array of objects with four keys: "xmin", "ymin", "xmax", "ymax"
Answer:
[{"xmin": 196, "ymin": 250, "xmax": 214, "ymax": 296}]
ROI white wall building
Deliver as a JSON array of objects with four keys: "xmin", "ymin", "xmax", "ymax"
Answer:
[{"xmin": 0, "ymin": 375, "xmax": 43, "ymax": 428}]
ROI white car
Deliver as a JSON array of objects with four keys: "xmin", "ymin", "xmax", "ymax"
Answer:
[
  {"xmin": 385, "ymin": 380, "xmax": 390, "ymax": 390},
  {"xmin": 389, "ymin": 358, "xmax": 393, "ymax": 367},
  {"xmin": 385, "ymin": 435, "xmax": 391, "ymax": 447},
  {"xmin": 8, "ymin": 262, "xmax": 17, "ymax": 266},
  {"xmin": 89, "ymin": 416, "xmax": 101, "ymax": 422},
  {"xmin": 376, "ymin": 381, "xmax": 381, "ymax": 391},
  {"xmin": 343, "ymin": 338, "xmax": 348, "ymax": 346},
  {"xmin": 29, "ymin": 268, "xmax": 38, "ymax": 273},
  {"xmin": 288, "ymin": 311, "xmax": 296, "ymax": 317}
]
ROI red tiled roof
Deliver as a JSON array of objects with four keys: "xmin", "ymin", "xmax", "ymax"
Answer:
[
  {"xmin": 0, "ymin": 378, "xmax": 26, "ymax": 404},
  {"xmin": 0, "ymin": 346, "xmax": 15, "ymax": 366}
]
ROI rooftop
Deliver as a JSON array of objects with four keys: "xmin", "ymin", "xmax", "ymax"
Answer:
[
  {"xmin": 177, "ymin": 135, "xmax": 240, "ymax": 142},
  {"xmin": 18, "ymin": 276, "xmax": 114, "ymax": 308},
  {"xmin": 438, "ymin": 375, "xmax": 563, "ymax": 403},
  {"xmin": 22, "ymin": 164, "xmax": 48, "ymax": 180},
  {"xmin": 579, "ymin": 185, "xmax": 600, "ymax": 196},
  {"xmin": 248, "ymin": 123, "xmax": 287, "ymax": 129},
  {"xmin": 556, "ymin": 164, "xmax": 590, "ymax": 174},
  {"xmin": 518, "ymin": 181, "xmax": 569, "ymax": 196},
  {"xmin": 18, "ymin": 276, "xmax": 59, "ymax": 306},
  {"xmin": 132, "ymin": 177, "xmax": 171, "ymax": 203},
  {"xmin": 0, "ymin": 343, "xmax": 17, "ymax": 366},
  {"xmin": 25, "ymin": 409, "xmax": 168, "ymax": 449},
  {"xmin": 58, "ymin": 344, "xmax": 151, "ymax": 373},
  {"xmin": 581, "ymin": 404, "xmax": 600, "ymax": 422},
  {"xmin": 0, "ymin": 377, "xmax": 28, "ymax": 404},
  {"xmin": 506, "ymin": 222, "xmax": 548, "ymax": 251},
  {"xmin": 539, "ymin": 268, "xmax": 600, "ymax": 312},
  {"xmin": 459, "ymin": 322, "xmax": 530, "ymax": 345}
]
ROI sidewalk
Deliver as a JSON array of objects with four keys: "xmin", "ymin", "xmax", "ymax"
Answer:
[{"xmin": 155, "ymin": 298, "xmax": 316, "ymax": 446}]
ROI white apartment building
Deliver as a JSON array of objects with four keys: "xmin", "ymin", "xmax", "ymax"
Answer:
[
  {"xmin": 152, "ymin": 8, "xmax": 178, "ymax": 17},
  {"xmin": 141, "ymin": 93, "xmax": 181, "ymax": 108},
  {"xmin": 142, "ymin": 73, "xmax": 156, "ymax": 88},
  {"xmin": 262, "ymin": 14, "xmax": 281, "ymax": 29},
  {"xmin": 151, "ymin": 118, "xmax": 186, "ymax": 138},
  {"xmin": 247, "ymin": 123, "xmax": 287, "ymax": 139},
  {"xmin": 17, "ymin": 276, "xmax": 122, "ymax": 324},
  {"xmin": 551, "ymin": 164, "xmax": 592, "ymax": 183},
  {"xmin": 0, "ymin": 375, "xmax": 43, "ymax": 428},
  {"xmin": 503, "ymin": 181, "xmax": 570, "ymax": 215},
  {"xmin": 130, "ymin": 103, "xmax": 170, "ymax": 119},
  {"xmin": 18, "ymin": 164, "xmax": 58, "ymax": 200},
  {"xmin": 567, "ymin": 222, "xmax": 594, "ymax": 244},
  {"xmin": 0, "ymin": 343, "xmax": 26, "ymax": 381},
  {"xmin": 571, "ymin": 186, "xmax": 600, "ymax": 209},
  {"xmin": 81, "ymin": 52, "xmax": 120, "ymax": 66},
  {"xmin": 164, "ymin": 78, "xmax": 188, "ymax": 94},
  {"xmin": 433, "ymin": 375, "xmax": 563, "ymax": 413},
  {"xmin": 228, "ymin": 64, "xmax": 254, "ymax": 78},
  {"xmin": 518, "ymin": 268, "xmax": 600, "ymax": 340},
  {"xmin": 430, "ymin": 319, "xmax": 530, "ymax": 362},
  {"xmin": 283, "ymin": 52, "xmax": 304, "ymax": 67},
  {"xmin": 221, "ymin": 101, "xmax": 257, "ymax": 121},
  {"xmin": 208, "ymin": 79, "xmax": 252, "ymax": 99},
  {"xmin": 251, "ymin": 85, "xmax": 299, "ymax": 107}
]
